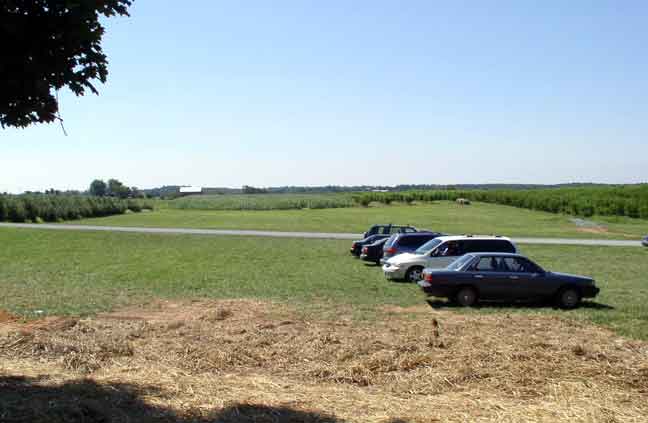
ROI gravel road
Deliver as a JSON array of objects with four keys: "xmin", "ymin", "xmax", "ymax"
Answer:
[{"xmin": 0, "ymin": 222, "xmax": 643, "ymax": 247}]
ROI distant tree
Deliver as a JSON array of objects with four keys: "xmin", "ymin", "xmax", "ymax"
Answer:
[
  {"xmin": 107, "ymin": 178, "xmax": 130, "ymax": 198},
  {"xmin": 130, "ymin": 186, "xmax": 144, "ymax": 198},
  {"xmin": 89, "ymin": 179, "xmax": 107, "ymax": 197},
  {"xmin": 242, "ymin": 185, "xmax": 268, "ymax": 194},
  {"xmin": 0, "ymin": 1, "xmax": 133, "ymax": 128}
]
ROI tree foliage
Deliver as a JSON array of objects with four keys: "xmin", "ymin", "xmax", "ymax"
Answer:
[
  {"xmin": 0, "ymin": 194, "xmax": 153, "ymax": 223},
  {"xmin": 89, "ymin": 179, "xmax": 107, "ymax": 197},
  {"xmin": 0, "ymin": 0, "xmax": 132, "ymax": 128},
  {"xmin": 352, "ymin": 185, "xmax": 648, "ymax": 219},
  {"xmin": 107, "ymin": 178, "xmax": 130, "ymax": 198}
]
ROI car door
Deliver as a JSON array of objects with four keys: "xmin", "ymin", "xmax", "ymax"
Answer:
[
  {"xmin": 505, "ymin": 257, "xmax": 555, "ymax": 300},
  {"xmin": 466, "ymin": 256, "xmax": 507, "ymax": 299}
]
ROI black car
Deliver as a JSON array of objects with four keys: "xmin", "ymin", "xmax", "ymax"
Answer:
[
  {"xmin": 642, "ymin": 235, "xmax": 648, "ymax": 247},
  {"xmin": 381, "ymin": 232, "xmax": 444, "ymax": 263},
  {"xmin": 363, "ymin": 224, "xmax": 418, "ymax": 238},
  {"xmin": 360, "ymin": 237, "xmax": 389, "ymax": 264},
  {"xmin": 349, "ymin": 234, "xmax": 390, "ymax": 257},
  {"xmin": 417, "ymin": 253, "xmax": 599, "ymax": 309}
]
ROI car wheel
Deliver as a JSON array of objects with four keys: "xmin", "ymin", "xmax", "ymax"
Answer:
[
  {"xmin": 557, "ymin": 287, "xmax": 581, "ymax": 309},
  {"xmin": 405, "ymin": 266, "xmax": 424, "ymax": 282},
  {"xmin": 455, "ymin": 286, "xmax": 478, "ymax": 307}
]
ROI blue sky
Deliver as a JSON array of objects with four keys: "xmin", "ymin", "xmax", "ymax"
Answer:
[{"xmin": 2, "ymin": 0, "xmax": 647, "ymax": 193}]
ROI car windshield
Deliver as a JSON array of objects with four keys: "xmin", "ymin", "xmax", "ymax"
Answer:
[
  {"xmin": 415, "ymin": 238, "xmax": 442, "ymax": 254},
  {"xmin": 448, "ymin": 254, "xmax": 475, "ymax": 270}
]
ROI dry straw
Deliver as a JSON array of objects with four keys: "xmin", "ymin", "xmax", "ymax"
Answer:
[{"xmin": 1, "ymin": 299, "xmax": 647, "ymax": 422}]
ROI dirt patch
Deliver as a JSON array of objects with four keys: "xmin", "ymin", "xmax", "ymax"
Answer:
[
  {"xmin": 0, "ymin": 309, "xmax": 17, "ymax": 323},
  {"xmin": 1, "ymin": 300, "xmax": 648, "ymax": 422}
]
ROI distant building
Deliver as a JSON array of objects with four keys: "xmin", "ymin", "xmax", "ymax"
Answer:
[{"xmin": 179, "ymin": 186, "xmax": 203, "ymax": 196}]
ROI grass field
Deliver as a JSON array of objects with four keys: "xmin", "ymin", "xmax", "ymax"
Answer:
[
  {"xmin": 3, "ymin": 228, "xmax": 648, "ymax": 422},
  {"xmin": 69, "ymin": 201, "xmax": 648, "ymax": 239},
  {"xmin": 2, "ymin": 228, "xmax": 647, "ymax": 339}
]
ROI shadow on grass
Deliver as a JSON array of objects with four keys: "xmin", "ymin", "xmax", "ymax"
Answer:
[
  {"xmin": 0, "ymin": 375, "xmax": 345, "ymax": 423},
  {"xmin": 425, "ymin": 299, "xmax": 615, "ymax": 311}
]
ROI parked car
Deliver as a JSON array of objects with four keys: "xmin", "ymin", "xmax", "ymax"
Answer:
[
  {"xmin": 363, "ymin": 224, "xmax": 418, "ymax": 238},
  {"xmin": 383, "ymin": 235, "xmax": 516, "ymax": 282},
  {"xmin": 642, "ymin": 235, "xmax": 648, "ymax": 247},
  {"xmin": 350, "ymin": 234, "xmax": 390, "ymax": 257},
  {"xmin": 360, "ymin": 237, "xmax": 389, "ymax": 264},
  {"xmin": 417, "ymin": 252, "xmax": 599, "ymax": 308},
  {"xmin": 381, "ymin": 232, "xmax": 444, "ymax": 265}
]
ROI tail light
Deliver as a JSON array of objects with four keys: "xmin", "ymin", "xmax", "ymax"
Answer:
[
  {"xmin": 362, "ymin": 246, "xmax": 368, "ymax": 253},
  {"xmin": 352, "ymin": 242, "xmax": 357, "ymax": 249},
  {"xmin": 424, "ymin": 273, "xmax": 433, "ymax": 282},
  {"xmin": 386, "ymin": 247, "xmax": 396, "ymax": 254}
]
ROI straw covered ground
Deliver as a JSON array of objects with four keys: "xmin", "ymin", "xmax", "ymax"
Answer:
[{"xmin": 1, "ymin": 299, "xmax": 647, "ymax": 422}]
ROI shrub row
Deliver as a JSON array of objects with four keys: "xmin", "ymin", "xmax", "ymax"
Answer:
[
  {"xmin": 0, "ymin": 195, "xmax": 154, "ymax": 223},
  {"xmin": 351, "ymin": 185, "xmax": 648, "ymax": 219},
  {"xmin": 170, "ymin": 194, "xmax": 355, "ymax": 211}
]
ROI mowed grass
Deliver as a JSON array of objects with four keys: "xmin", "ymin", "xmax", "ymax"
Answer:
[
  {"xmin": 70, "ymin": 201, "xmax": 648, "ymax": 239},
  {"xmin": 1, "ymin": 228, "xmax": 648, "ymax": 339}
]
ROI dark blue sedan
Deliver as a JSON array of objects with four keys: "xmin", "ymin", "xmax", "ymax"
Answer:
[{"xmin": 418, "ymin": 253, "xmax": 599, "ymax": 309}]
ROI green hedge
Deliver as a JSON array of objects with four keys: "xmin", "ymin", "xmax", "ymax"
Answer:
[
  {"xmin": 351, "ymin": 185, "xmax": 648, "ymax": 219},
  {"xmin": 0, "ymin": 195, "xmax": 154, "ymax": 223}
]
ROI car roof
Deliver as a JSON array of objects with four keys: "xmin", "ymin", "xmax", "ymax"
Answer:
[
  {"xmin": 395, "ymin": 231, "xmax": 441, "ymax": 237},
  {"xmin": 464, "ymin": 252, "xmax": 526, "ymax": 258},
  {"xmin": 433, "ymin": 235, "xmax": 513, "ymax": 242}
]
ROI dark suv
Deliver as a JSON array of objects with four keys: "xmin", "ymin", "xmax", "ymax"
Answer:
[
  {"xmin": 381, "ymin": 232, "xmax": 444, "ymax": 263},
  {"xmin": 363, "ymin": 224, "xmax": 417, "ymax": 238}
]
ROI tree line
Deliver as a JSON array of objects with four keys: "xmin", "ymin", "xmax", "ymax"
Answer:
[
  {"xmin": 89, "ymin": 179, "xmax": 145, "ymax": 199},
  {"xmin": 351, "ymin": 185, "xmax": 648, "ymax": 219},
  {"xmin": 0, "ymin": 195, "xmax": 153, "ymax": 224}
]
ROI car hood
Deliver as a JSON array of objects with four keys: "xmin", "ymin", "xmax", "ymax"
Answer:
[
  {"xmin": 548, "ymin": 271, "xmax": 594, "ymax": 283},
  {"xmin": 387, "ymin": 253, "xmax": 421, "ymax": 264}
]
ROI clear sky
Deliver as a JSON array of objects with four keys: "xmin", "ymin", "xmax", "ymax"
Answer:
[{"xmin": 2, "ymin": 0, "xmax": 647, "ymax": 193}]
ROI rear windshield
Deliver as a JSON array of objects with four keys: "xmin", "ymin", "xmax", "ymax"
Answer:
[
  {"xmin": 415, "ymin": 238, "xmax": 443, "ymax": 254},
  {"xmin": 398, "ymin": 234, "xmax": 436, "ymax": 247},
  {"xmin": 384, "ymin": 234, "xmax": 398, "ymax": 247},
  {"xmin": 448, "ymin": 254, "xmax": 474, "ymax": 270}
]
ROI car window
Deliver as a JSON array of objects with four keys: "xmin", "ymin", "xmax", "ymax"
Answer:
[
  {"xmin": 491, "ymin": 240, "xmax": 515, "ymax": 253},
  {"xmin": 503, "ymin": 257, "xmax": 541, "ymax": 273},
  {"xmin": 448, "ymin": 254, "xmax": 475, "ymax": 270},
  {"xmin": 474, "ymin": 257, "xmax": 496, "ymax": 271},
  {"xmin": 404, "ymin": 227, "xmax": 417, "ymax": 233},
  {"xmin": 473, "ymin": 256, "xmax": 509, "ymax": 272},
  {"xmin": 438, "ymin": 241, "xmax": 463, "ymax": 257},
  {"xmin": 461, "ymin": 239, "xmax": 514, "ymax": 253},
  {"xmin": 398, "ymin": 236, "xmax": 420, "ymax": 247},
  {"xmin": 381, "ymin": 226, "xmax": 392, "ymax": 235},
  {"xmin": 415, "ymin": 238, "xmax": 443, "ymax": 254}
]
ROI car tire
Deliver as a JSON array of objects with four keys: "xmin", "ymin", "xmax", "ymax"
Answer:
[
  {"xmin": 405, "ymin": 266, "xmax": 424, "ymax": 283},
  {"xmin": 557, "ymin": 287, "xmax": 581, "ymax": 309},
  {"xmin": 455, "ymin": 286, "xmax": 478, "ymax": 307}
]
